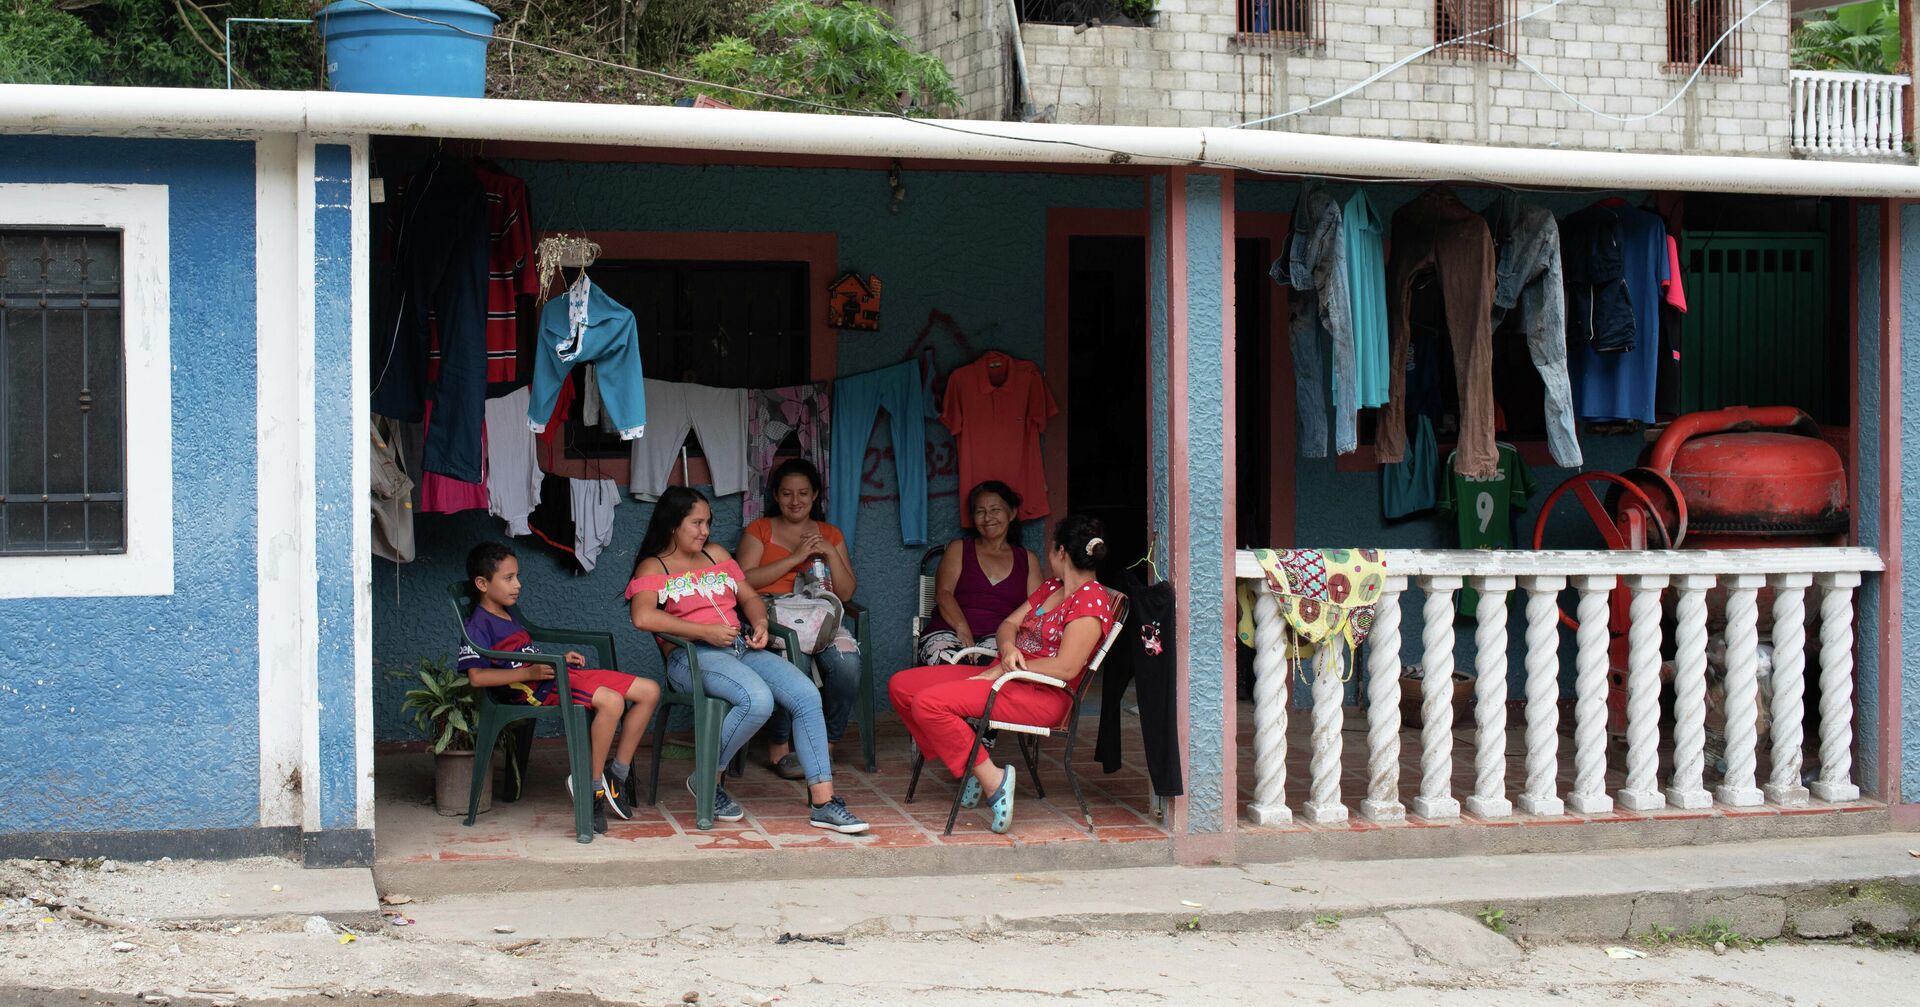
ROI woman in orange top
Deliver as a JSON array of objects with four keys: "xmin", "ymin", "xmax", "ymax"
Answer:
[{"xmin": 735, "ymin": 458, "xmax": 864, "ymax": 780}]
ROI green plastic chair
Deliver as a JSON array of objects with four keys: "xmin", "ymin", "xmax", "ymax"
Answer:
[
  {"xmin": 647, "ymin": 622, "xmax": 803, "ymax": 830},
  {"xmin": 842, "ymin": 602, "xmax": 879, "ymax": 773},
  {"xmin": 445, "ymin": 582, "xmax": 612, "ymax": 845}
]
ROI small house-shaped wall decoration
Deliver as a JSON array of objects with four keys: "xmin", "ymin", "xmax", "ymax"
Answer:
[{"xmin": 829, "ymin": 271, "xmax": 881, "ymax": 331}]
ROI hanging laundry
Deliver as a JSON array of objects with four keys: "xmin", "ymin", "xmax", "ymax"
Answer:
[
  {"xmin": 371, "ymin": 416, "xmax": 416, "ymax": 563},
  {"xmin": 629, "ymin": 380, "xmax": 752, "ymax": 501},
  {"xmin": 1273, "ymin": 181, "xmax": 1359, "ymax": 458},
  {"xmin": 581, "ymin": 364, "xmax": 604, "ymax": 430},
  {"xmin": 1486, "ymin": 193, "xmax": 1581, "ymax": 468},
  {"xmin": 570, "ymin": 478, "xmax": 622, "ymax": 573},
  {"xmin": 484, "ymin": 387, "xmax": 542, "ymax": 536},
  {"xmin": 1567, "ymin": 200, "xmax": 1670, "ymax": 423},
  {"xmin": 939, "ymin": 351, "xmax": 1057, "ymax": 527},
  {"xmin": 473, "ymin": 162, "xmax": 539, "ymax": 385},
  {"xmin": 832, "ymin": 359, "xmax": 929, "ymax": 545},
  {"xmin": 1095, "ymin": 569, "xmax": 1184, "ymax": 798},
  {"xmin": 1379, "ymin": 187, "xmax": 1499, "ymax": 479},
  {"xmin": 1343, "ymin": 189, "xmax": 1392, "ymax": 410},
  {"xmin": 527, "ymin": 274, "xmax": 647, "ymax": 440},
  {"xmin": 1438, "ymin": 443, "xmax": 1537, "ymax": 617},
  {"xmin": 1656, "ymin": 234, "xmax": 1691, "ymax": 417},
  {"xmin": 371, "ymin": 153, "xmax": 491, "ymax": 484},
  {"xmin": 525, "ymin": 472, "xmax": 579, "ymax": 565},
  {"xmin": 418, "ymin": 401, "xmax": 488, "ymax": 515},
  {"xmin": 744, "ymin": 383, "xmax": 833, "ymax": 523},
  {"xmin": 1560, "ymin": 204, "xmax": 1637, "ymax": 356},
  {"xmin": 1380, "ymin": 414, "xmax": 1438, "ymax": 519}
]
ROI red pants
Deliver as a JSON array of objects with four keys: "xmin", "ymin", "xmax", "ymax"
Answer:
[{"xmin": 889, "ymin": 665, "xmax": 1074, "ymax": 779}]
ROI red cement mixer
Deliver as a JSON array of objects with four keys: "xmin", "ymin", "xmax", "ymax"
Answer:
[{"xmin": 1529, "ymin": 406, "xmax": 1849, "ymax": 731}]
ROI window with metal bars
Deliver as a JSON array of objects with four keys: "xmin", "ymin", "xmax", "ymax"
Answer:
[
  {"xmin": 1236, "ymin": 0, "xmax": 1320, "ymax": 46},
  {"xmin": 0, "ymin": 229, "xmax": 125, "ymax": 556},
  {"xmin": 1433, "ymin": 0, "xmax": 1515, "ymax": 61},
  {"xmin": 1667, "ymin": 0, "xmax": 1741, "ymax": 74}
]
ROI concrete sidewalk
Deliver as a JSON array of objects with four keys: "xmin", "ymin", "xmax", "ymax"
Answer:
[{"xmin": 393, "ymin": 832, "xmax": 1920, "ymax": 943}]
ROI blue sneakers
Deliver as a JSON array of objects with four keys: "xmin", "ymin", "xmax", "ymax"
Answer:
[
  {"xmin": 686, "ymin": 776, "xmax": 746, "ymax": 824},
  {"xmin": 808, "ymin": 796, "xmax": 870, "ymax": 834}
]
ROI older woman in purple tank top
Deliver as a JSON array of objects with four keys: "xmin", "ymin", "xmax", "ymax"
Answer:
[{"xmin": 916, "ymin": 481, "xmax": 1045, "ymax": 665}]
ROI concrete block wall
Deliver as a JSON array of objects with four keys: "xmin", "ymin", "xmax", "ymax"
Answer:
[
  {"xmin": 900, "ymin": 0, "xmax": 1795, "ymax": 155},
  {"xmin": 889, "ymin": 0, "xmax": 1011, "ymax": 119}
]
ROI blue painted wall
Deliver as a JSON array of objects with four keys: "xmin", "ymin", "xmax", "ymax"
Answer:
[
  {"xmin": 0, "ymin": 138, "xmax": 260, "ymax": 833},
  {"xmin": 1900, "ymin": 203, "xmax": 1920, "ymax": 804},
  {"xmin": 313, "ymin": 145, "xmax": 360, "ymax": 828},
  {"xmin": 1855, "ymin": 204, "xmax": 1885, "ymax": 797},
  {"xmin": 374, "ymin": 164, "xmax": 1144, "ymax": 739}
]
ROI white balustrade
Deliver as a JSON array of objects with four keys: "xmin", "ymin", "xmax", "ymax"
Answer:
[
  {"xmin": 1792, "ymin": 70, "xmax": 1910, "ymax": 158},
  {"xmin": 1234, "ymin": 549, "xmax": 1882, "ymax": 830}
]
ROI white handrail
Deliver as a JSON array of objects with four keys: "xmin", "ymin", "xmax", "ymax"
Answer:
[
  {"xmin": 1793, "ymin": 69, "xmax": 1910, "ymax": 158},
  {"xmin": 1236, "ymin": 547, "xmax": 1879, "ymax": 827}
]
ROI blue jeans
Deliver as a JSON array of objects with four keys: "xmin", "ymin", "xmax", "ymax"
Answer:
[
  {"xmin": 827, "ymin": 360, "xmax": 927, "ymax": 546},
  {"xmin": 666, "ymin": 637, "xmax": 835, "ymax": 786},
  {"xmin": 767, "ymin": 638, "xmax": 862, "ymax": 746}
]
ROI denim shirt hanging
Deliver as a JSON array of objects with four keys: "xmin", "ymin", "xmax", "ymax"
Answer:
[
  {"xmin": 1272, "ymin": 181, "xmax": 1359, "ymax": 458},
  {"xmin": 1487, "ymin": 193, "xmax": 1582, "ymax": 468}
]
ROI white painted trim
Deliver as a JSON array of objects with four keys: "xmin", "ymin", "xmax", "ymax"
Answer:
[
  {"xmin": 4, "ymin": 84, "xmax": 1920, "ymax": 198},
  {"xmin": 0, "ymin": 183, "xmax": 172, "ymax": 598},
  {"xmin": 255, "ymin": 135, "xmax": 303, "ymax": 829},
  {"xmin": 296, "ymin": 134, "xmax": 322, "ymax": 835},
  {"xmin": 348, "ymin": 136, "xmax": 376, "ymax": 830},
  {"xmin": 1234, "ymin": 547, "xmax": 1887, "ymax": 580}
]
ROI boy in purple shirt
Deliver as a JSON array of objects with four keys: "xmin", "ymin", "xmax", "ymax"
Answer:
[{"xmin": 459, "ymin": 542, "xmax": 660, "ymax": 832}]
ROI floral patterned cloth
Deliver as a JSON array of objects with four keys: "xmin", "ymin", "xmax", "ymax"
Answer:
[
  {"xmin": 744, "ymin": 383, "xmax": 832, "ymax": 523},
  {"xmin": 1012, "ymin": 579, "xmax": 1117, "ymax": 662},
  {"xmin": 1250, "ymin": 547, "xmax": 1387, "ymax": 649}
]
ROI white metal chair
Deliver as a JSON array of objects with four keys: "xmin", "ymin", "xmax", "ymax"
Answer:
[
  {"xmin": 904, "ymin": 588, "xmax": 1131, "ymax": 835},
  {"xmin": 911, "ymin": 545, "xmax": 944, "ymax": 641}
]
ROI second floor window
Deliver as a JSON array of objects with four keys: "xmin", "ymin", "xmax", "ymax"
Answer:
[
  {"xmin": 1237, "ymin": 0, "xmax": 1319, "ymax": 45},
  {"xmin": 1668, "ymin": 0, "xmax": 1741, "ymax": 74},
  {"xmin": 1434, "ymin": 0, "xmax": 1515, "ymax": 61}
]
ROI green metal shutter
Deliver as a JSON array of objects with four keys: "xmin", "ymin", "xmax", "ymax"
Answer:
[{"xmin": 1677, "ymin": 232, "xmax": 1835, "ymax": 422}]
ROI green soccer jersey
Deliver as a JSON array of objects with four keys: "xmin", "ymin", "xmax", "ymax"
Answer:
[{"xmin": 1437, "ymin": 444, "xmax": 1537, "ymax": 616}]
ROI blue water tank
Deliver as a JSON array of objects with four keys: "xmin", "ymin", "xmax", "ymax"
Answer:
[{"xmin": 317, "ymin": 0, "xmax": 499, "ymax": 98}]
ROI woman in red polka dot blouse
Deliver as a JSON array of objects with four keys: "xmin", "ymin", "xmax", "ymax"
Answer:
[{"xmin": 889, "ymin": 514, "xmax": 1118, "ymax": 834}]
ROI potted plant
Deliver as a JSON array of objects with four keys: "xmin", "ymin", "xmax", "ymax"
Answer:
[{"xmin": 397, "ymin": 657, "xmax": 494, "ymax": 816}]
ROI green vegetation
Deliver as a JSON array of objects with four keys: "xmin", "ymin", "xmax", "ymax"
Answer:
[
  {"xmin": 1476, "ymin": 905, "xmax": 1510, "ymax": 935},
  {"xmin": 1643, "ymin": 918, "xmax": 1765, "ymax": 952},
  {"xmin": 0, "ymin": 0, "xmax": 319, "ymax": 89},
  {"xmin": 689, "ymin": 0, "xmax": 958, "ymax": 114},
  {"xmin": 1792, "ymin": 0, "xmax": 1901, "ymax": 75}
]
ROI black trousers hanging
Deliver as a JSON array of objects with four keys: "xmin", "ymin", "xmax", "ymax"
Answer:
[{"xmin": 1095, "ymin": 570, "xmax": 1183, "ymax": 797}]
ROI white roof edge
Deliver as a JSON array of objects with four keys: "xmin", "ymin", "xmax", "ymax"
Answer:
[{"xmin": 4, "ymin": 83, "xmax": 1920, "ymax": 198}]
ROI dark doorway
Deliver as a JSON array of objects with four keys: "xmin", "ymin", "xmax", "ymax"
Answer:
[
  {"xmin": 1234, "ymin": 236, "xmax": 1277, "ymax": 548},
  {"xmin": 1066, "ymin": 235, "xmax": 1149, "ymax": 585}
]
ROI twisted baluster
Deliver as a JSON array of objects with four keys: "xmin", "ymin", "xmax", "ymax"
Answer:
[
  {"xmin": 1518, "ymin": 577, "xmax": 1566, "ymax": 815},
  {"xmin": 1618, "ymin": 576, "xmax": 1668, "ymax": 812},
  {"xmin": 1362, "ymin": 579, "xmax": 1406, "ymax": 822},
  {"xmin": 1247, "ymin": 592, "xmax": 1292, "ymax": 825},
  {"xmin": 1765, "ymin": 574, "xmax": 1812, "ymax": 807},
  {"xmin": 1566, "ymin": 576, "xmax": 1615, "ymax": 814},
  {"xmin": 1665, "ymin": 575, "xmax": 1714, "ymax": 809},
  {"xmin": 1305, "ymin": 646, "xmax": 1348, "ymax": 824},
  {"xmin": 1715, "ymin": 575, "xmax": 1765, "ymax": 806},
  {"xmin": 1812, "ymin": 573, "xmax": 1862, "ymax": 802},
  {"xmin": 1465, "ymin": 578, "xmax": 1513, "ymax": 818},
  {"xmin": 1412, "ymin": 576, "xmax": 1461, "ymax": 820}
]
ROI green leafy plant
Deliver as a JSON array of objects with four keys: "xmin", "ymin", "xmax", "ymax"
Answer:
[
  {"xmin": 1477, "ymin": 905, "xmax": 1509, "ymax": 935},
  {"xmin": 1119, "ymin": 0, "xmax": 1157, "ymax": 21},
  {"xmin": 0, "ymin": 0, "xmax": 320, "ymax": 89},
  {"xmin": 397, "ymin": 657, "xmax": 479, "ymax": 754},
  {"xmin": 1314, "ymin": 912, "xmax": 1342, "ymax": 930},
  {"xmin": 1642, "ymin": 918, "xmax": 1764, "ymax": 951},
  {"xmin": 1792, "ymin": 1, "xmax": 1900, "ymax": 75},
  {"xmin": 0, "ymin": 0, "xmax": 105, "ymax": 85},
  {"xmin": 689, "ymin": 0, "xmax": 960, "ymax": 115}
]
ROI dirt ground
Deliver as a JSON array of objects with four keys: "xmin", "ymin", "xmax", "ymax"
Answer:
[{"xmin": 5, "ymin": 856, "xmax": 1920, "ymax": 1006}]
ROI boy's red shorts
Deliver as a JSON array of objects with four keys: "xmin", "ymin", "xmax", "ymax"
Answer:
[{"xmin": 547, "ymin": 668, "xmax": 639, "ymax": 707}]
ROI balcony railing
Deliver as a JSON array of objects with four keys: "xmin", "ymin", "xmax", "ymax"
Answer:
[
  {"xmin": 1792, "ymin": 69, "xmax": 1910, "ymax": 158},
  {"xmin": 1235, "ymin": 547, "xmax": 1882, "ymax": 826}
]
